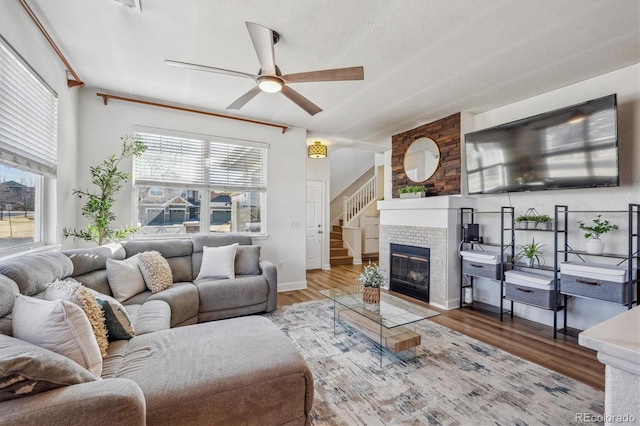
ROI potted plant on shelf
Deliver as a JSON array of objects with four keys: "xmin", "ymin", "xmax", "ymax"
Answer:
[
  {"xmin": 515, "ymin": 214, "xmax": 532, "ymax": 229},
  {"xmin": 534, "ymin": 214, "xmax": 553, "ymax": 230},
  {"xmin": 577, "ymin": 215, "xmax": 619, "ymax": 254},
  {"xmin": 398, "ymin": 185, "xmax": 425, "ymax": 199},
  {"xmin": 516, "ymin": 238, "xmax": 545, "ymax": 268},
  {"xmin": 356, "ymin": 261, "xmax": 387, "ymax": 304}
]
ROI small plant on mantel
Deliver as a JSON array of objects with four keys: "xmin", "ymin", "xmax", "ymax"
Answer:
[
  {"xmin": 63, "ymin": 135, "xmax": 147, "ymax": 246},
  {"xmin": 398, "ymin": 185, "xmax": 425, "ymax": 194}
]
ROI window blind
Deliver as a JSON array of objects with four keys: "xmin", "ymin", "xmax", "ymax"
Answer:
[
  {"xmin": 135, "ymin": 131, "xmax": 267, "ymax": 191},
  {"xmin": 0, "ymin": 37, "xmax": 58, "ymax": 178}
]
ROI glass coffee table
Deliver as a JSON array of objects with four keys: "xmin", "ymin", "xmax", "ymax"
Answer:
[{"xmin": 318, "ymin": 285, "xmax": 440, "ymax": 366}]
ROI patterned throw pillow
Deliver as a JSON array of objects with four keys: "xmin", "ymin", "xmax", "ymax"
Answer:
[
  {"xmin": 86, "ymin": 288, "xmax": 135, "ymax": 341},
  {"xmin": 12, "ymin": 295, "xmax": 103, "ymax": 376},
  {"xmin": 45, "ymin": 280, "xmax": 109, "ymax": 358},
  {"xmin": 0, "ymin": 334, "xmax": 98, "ymax": 402},
  {"xmin": 138, "ymin": 251, "xmax": 173, "ymax": 293}
]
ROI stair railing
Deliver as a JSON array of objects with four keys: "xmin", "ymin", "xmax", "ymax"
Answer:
[{"xmin": 342, "ymin": 176, "xmax": 377, "ymax": 227}]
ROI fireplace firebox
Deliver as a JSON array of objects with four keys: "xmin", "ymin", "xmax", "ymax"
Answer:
[{"xmin": 389, "ymin": 243, "xmax": 430, "ymax": 303}]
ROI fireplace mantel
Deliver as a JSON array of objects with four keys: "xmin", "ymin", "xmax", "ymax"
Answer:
[{"xmin": 378, "ymin": 195, "xmax": 476, "ymax": 228}]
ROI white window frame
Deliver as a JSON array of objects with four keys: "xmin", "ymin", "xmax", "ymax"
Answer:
[
  {"xmin": 132, "ymin": 127, "xmax": 268, "ymax": 237},
  {"xmin": 0, "ymin": 36, "xmax": 57, "ymax": 255}
]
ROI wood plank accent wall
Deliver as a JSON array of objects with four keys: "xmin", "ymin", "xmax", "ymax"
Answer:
[{"xmin": 391, "ymin": 113, "xmax": 461, "ymax": 197}]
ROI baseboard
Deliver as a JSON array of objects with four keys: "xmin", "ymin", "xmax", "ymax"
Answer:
[
  {"xmin": 322, "ymin": 264, "xmax": 331, "ymax": 271},
  {"xmin": 277, "ymin": 281, "xmax": 308, "ymax": 292}
]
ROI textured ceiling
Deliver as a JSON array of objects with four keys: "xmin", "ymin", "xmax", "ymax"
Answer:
[{"xmin": 25, "ymin": 0, "xmax": 640, "ymax": 151}]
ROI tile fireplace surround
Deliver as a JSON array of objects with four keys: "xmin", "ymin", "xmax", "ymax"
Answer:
[{"xmin": 378, "ymin": 195, "xmax": 476, "ymax": 310}]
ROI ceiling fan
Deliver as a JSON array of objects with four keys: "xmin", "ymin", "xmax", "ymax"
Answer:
[{"xmin": 165, "ymin": 22, "xmax": 364, "ymax": 116}]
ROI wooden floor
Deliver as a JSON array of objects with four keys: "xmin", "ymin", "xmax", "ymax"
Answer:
[{"xmin": 278, "ymin": 264, "xmax": 605, "ymax": 391}]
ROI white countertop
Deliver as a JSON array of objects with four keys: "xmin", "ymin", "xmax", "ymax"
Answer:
[{"xmin": 579, "ymin": 306, "xmax": 640, "ymax": 374}]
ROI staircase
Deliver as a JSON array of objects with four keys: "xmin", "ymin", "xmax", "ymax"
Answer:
[
  {"xmin": 330, "ymin": 224, "xmax": 353, "ymax": 265},
  {"xmin": 330, "ymin": 175, "xmax": 379, "ymax": 266}
]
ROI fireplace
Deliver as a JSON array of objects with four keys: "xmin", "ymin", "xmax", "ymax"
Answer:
[{"xmin": 389, "ymin": 243, "xmax": 430, "ymax": 303}]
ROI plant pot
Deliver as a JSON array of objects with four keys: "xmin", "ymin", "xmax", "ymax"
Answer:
[
  {"xmin": 537, "ymin": 222, "xmax": 552, "ymax": 230},
  {"xmin": 399, "ymin": 192, "xmax": 425, "ymax": 199},
  {"xmin": 585, "ymin": 238, "xmax": 604, "ymax": 254},
  {"xmin": 362, "ymin": 287, "xmax": 380, "ymax": 304},
  {"xmin": 526, "ymin": 221, "xmax": 536, "ymax": 229}
]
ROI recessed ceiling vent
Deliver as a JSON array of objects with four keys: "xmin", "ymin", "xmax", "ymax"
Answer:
[{"xmin": 110, "ymin": 0, "xmax": 141, "ymax": 11}]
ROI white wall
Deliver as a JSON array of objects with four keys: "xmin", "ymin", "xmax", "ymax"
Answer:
[
  {"xmin": 329, "ymin": 147, "xmax": 375, "ymax": 199},
  {"xmin": 466, "ymin": 64, "xmax": 640, "ymax": 330},
  {"xmin": 1, "ymin": 1, "xmax": 79, "ymax": 247},
  {"xmin": 75, "ymin": 89, "xmax": 308, "ymax": 289}
]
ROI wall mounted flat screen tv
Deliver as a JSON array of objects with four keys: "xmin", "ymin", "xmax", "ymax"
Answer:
[{"xmin": 465, "ymin": 94, "xmax": 619, "ymax": 194}]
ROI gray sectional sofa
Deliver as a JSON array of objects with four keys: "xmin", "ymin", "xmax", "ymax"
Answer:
[{"xmin": 0, "ymin": 234, "xmax": 314, "ymax": 425}]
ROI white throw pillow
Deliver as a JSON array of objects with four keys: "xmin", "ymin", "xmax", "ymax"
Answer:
[
  {"xmin": 106, "ymin": 255, "xmax": 146, "ymax": 302},
  {"xmin": 12, "ymin": 295, "xmax": 103, "ymax": 376},
  {"xmin": 197, "ymin": 243, "xmax": 239, "ymax": 280}
]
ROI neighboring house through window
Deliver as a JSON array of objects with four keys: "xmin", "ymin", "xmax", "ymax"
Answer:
[
  {"xmin": 133, "ymin": 129, "xmax": 267, "ymax": 235},
  {"xmin": 0, "ymin": 36, "xmax": 57, "ymax": 254}
]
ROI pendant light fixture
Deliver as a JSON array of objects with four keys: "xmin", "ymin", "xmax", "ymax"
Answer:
[{"xmin": 308, "ymin": 141, "xmax": 327, "ymax": 159}]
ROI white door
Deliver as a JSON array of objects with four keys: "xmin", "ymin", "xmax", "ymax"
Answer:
[{"xmin": 306, "ymin": 180, "xmax": 323, "ymax": 269}]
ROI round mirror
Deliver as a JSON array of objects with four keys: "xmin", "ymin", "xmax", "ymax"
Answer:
[{"xmin": 403, "ymin": 137, "xmax": 440, "ymax": 182}]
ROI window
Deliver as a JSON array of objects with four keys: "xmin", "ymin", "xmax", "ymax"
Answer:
[
  {"xmin": 0, "ymin": 37, "xmax": 57, "ymax": 253},
  {"xmin": 134, "ymin": 130, "xmax": 267, "ymax": 235}
]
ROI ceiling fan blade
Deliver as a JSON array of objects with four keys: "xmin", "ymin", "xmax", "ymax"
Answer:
[
  {"xmin": 282, "ymin": 66, "xmax": 364, "ymax": 83},
  {"xmin": 227, "ymin": 86, "xmax": 262, "ymax": 110},
  {"xmin": 245, "ymin": 22, "xmax": 276, "ymax": 75},
  {"xmin": 281, "ymin": 86, "xmax": 322, "ymax": 116},
  {"xmin": 165, "ymin": 59, "xmax": 256, "ymax": 80}
]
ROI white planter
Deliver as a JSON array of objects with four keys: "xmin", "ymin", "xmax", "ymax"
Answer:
[
  {"xmin": 585, "ymin": 238, "xmax": 604, "ymax": 254},
  {"xmin": 399, "ymin": 192, "xmax": 425, "ymax": 199}
]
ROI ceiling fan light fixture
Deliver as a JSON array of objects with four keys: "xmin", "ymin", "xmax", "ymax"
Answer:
[
  {"xmin": 258, "ymin": 76, "xmax": 283, "ymax": 93},
  {"xmin": 308, "ymin": 141, "xmax": 327, "ymax": 159}
]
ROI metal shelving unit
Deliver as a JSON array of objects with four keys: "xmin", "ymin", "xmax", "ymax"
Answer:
[
  {"xmin": 552, "ymin": 204, "xmax": 639, "ymax": 338},
  {"xmin": 459, "ymin": 206, "xmax": 514, "ymax": 321}
]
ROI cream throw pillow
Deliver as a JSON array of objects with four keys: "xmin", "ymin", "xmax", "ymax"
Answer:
[
  {"xmin": 12, "ymin": 295, "xmax": 103, "ymax": 376},
  {"xmin": 45, "ymin": 280, "xmax": 109, "ymax": 358},
  {"xmin": 138, "ymin": 251, "xmax": 173, "ymax": 293},
  {"xmin": 106, "ymin": 255, "xmax": 146, "ymax": 302},
  {"xmin": 197, "ymin": 243, "xmax": 239, "ymax": 280}
]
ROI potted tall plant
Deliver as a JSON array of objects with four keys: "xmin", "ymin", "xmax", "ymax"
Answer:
[
  {"xmin": 577, "ymin": 215, "xmax": 619, "ymax": 254},
  {"xmin": 63, "ymin": 135, "xmax": 147, "ymax": 245},
  {"xmin": 356, "ymin": 261, "xmax": 387, "ymax": 304}
]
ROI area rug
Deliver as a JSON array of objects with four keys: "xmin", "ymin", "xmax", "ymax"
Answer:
[{"xmin": 264, "ymin": 300, "xmax": 604, "ymax": 425}]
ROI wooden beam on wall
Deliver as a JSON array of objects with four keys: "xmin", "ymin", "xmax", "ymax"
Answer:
[{"xmin": 96, "ymin": 92, "xmax": 289, "ymax": 134}]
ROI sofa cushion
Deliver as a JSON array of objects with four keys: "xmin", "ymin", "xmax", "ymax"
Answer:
[
  {"xmin": 113, "ymin": 317, "xmax": 313, "ymax": 425},
  {"xmin": 45, "ymin": 280, "xmax": 109, "ymax": 358},
  {"xmin": 0, "ymin": 334, "xmax": 98, "ymax": 402},
  {"xmin": 12, "ymin": 295, "xmax": 103, "ymax": 376},
  {"xmin": 124, "ymin": 300, "xmax": 171, "ymax": 336},
  {"xmin": 196, "ymin": 243, "xmax": 239, "ymax": 280},
  {"xmin": 71, "ymin": 269, "xmax": 112, "ymax": 298},
  {"xmin": 0, "ymin": 275, "xmax": 19, "ymax": 317},
  {"xmin": 106, "ymin": 255, "xmax": 146, "ymax": 302},
  {"xmin": 235, "ymin": 245, "xmax": 261, "ymax": 276},
  {"xmin": 86, "ymin": 288, "xmax": 135, "ymax": 341},
  {"xmin": 64, "ymin": 243, "xmax": 125, "ymax": 276},
  {"xmin": 146, "ymin": 282, "xmax": 199, "ymax": 327},
  {"xmin": 0, "ymin": 252, "xmax": 73, "ymax": 296},
  {"xmin": 138, "ymin": 251, "xmax": 173, "ymax": 293},
  {"xmin": 197, "ymin": 275, "xmax": 268, "ymax": 313}
]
